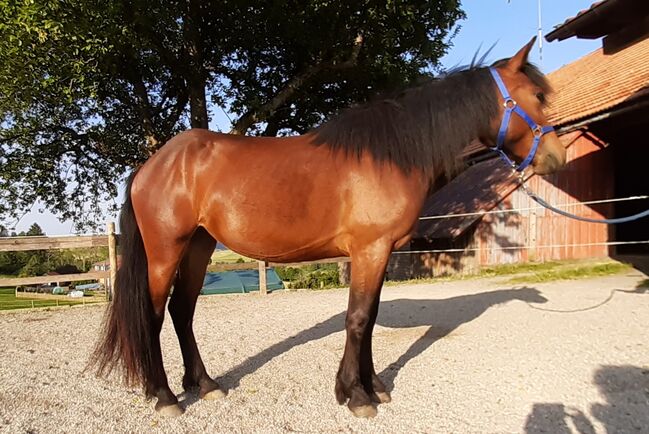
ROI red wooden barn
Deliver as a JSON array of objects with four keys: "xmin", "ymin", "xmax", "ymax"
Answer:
[{"xmin": 388, "ymin": 35, "xmax": 649, "ymax": 279}]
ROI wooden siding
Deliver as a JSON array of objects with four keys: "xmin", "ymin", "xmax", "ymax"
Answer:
[
  {"xmin": 391, "ymin": 132, "xmax": 614, "ymax": 280},
  {"xmin": 475, "ymin": 133, "xmax": 613, "ymax": 264}
]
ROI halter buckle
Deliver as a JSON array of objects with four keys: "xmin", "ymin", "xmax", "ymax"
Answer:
[{"xmin": 504, "ymin": 99, "xmax": 516, "ymax": 109}]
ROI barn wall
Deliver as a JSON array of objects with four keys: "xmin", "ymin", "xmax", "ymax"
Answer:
[
  {"xmin": 393, "ymin": 132, "xmax": 615, "ymax": 280},
  {"xmin": 475, "ymin": 133, "xmax": 613, "ymax": 265},
  {"xmin": 387, "ymin": 231, "xmax": 480, "ymax": 280}
]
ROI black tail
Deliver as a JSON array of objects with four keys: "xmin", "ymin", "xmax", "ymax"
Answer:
[{"xmin": 90, "ymin": 171, "xmax": 157, "ymax": 392}]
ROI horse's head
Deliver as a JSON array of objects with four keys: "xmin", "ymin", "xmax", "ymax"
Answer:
[
  {"xmin": 483, "ymin": 38, "xmax": 566, "ymax": 175},
  {"xmin": 511, "ymin": 287, "xmax": 548, "ymax": 304}
]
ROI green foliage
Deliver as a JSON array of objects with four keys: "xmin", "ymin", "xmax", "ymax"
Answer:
[
  {"xmin": 0, "ymin": 0, "xmax": 465, "ymax": 230},
  {"xmin": 276, "ymin": 263, "xmax": 340, "ymax": 289},
  {"xmin": 19, "ymin": 254, "xmax": 47, "ymax": 277}
]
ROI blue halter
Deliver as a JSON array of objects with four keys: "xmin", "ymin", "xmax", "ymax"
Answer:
[{"xmin": 488, "ymin": 67, "xmax": 554, "ymax": 172}]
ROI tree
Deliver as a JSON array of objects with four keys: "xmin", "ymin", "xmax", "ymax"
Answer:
[
  {"xmin": 1, "ymin": 0, "xmax": 464, "ymax": 230},
  {"xmin": 24, "ymin": 223, "xmax": 45, "ymax": 237}
]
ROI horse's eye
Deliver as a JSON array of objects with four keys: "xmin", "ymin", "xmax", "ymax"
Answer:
[{"xmin": 536, "ymin": 92, "xmax": 546, "ymax": 104}]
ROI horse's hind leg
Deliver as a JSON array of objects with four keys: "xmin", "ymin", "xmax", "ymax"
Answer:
[
  {"xmin": 168, "ymin": 227, "xmax": 225, "ymax": 400},
  {"xmin": 144, "ymin": 239, "xmax": 189, "ymax": 417}
]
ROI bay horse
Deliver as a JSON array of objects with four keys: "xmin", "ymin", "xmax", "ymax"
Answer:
[{"xmin": 92, "ymin": 38, "xmax": 566, "ymax": 418}]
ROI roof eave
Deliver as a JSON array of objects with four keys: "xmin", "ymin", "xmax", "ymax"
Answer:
[{"xmin": 546, "ymin": 0, "xmax": 618, "ymax": 42}]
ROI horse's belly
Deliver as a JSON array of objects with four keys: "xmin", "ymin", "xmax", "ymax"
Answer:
[{"xmin": 200, "ymin": 185, "xmax": 346, "ymax": 262}]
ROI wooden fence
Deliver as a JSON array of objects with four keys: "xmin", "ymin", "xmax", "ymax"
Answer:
[
  {"xmin": 0, "ymin": 223, "xmax": 350, "ymax": 297},
  {"xmin": 0, "ymin": 223, "xmax": 119, "ymax": 301}
]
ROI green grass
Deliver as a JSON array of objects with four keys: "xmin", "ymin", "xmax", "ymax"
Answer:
[
  {"xmin": 210, "ymin": 250, "xmax": 254, "ymax": 264},
  {"xmin": 384, "ymin": 259, "xmax": 631, "ymax": 287},
  {"xmin": 506, "ymin": 262, "xmax": 631, "ymax": 284},
  {"xmin": 480, "ymin": 261, "xmax": 566, "ymax": 277},
  {"xmin": 0, "ymin": 287, "xmax": 102, "ymax": 311},
  {"xmin": 637, "ymin": 279, "xmax": 649, "ymax": 289}
]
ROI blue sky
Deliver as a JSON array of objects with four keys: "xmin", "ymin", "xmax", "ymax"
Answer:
[{"xmin": 16, "ymin": 0, "xmax": 602, "ymax": 235}]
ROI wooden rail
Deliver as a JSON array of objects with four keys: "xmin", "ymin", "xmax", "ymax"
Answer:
[
  {"xmin": 0, "ymin": 227, "xmax": 117, "ymax": 301},
  {"xmin": 0, "ymin": 235, "xmax": 109, "ymax": 252},
  {"xmin": 0, "ymin": 226, "xmax": 349, "ymax": 296},
  {"xmin": 0, "ymin": 271, "xmax": 109, "ymax": 287}
]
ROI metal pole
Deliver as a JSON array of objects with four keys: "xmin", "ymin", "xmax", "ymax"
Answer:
[
  {"xmin": 537, "ymin": 0, "xmax": 543, "ymax": 64},
  {"xmin": 107, "ymin": 222, "xmax": 118, "ymax": 301}
]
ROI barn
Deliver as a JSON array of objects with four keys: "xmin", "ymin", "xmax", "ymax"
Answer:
[{"xmin": 388, "ymin": 24, "xmax": 649, "ymax": 280}]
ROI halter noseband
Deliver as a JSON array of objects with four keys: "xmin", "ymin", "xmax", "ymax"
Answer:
[{"xmin": 488, "ymin": 67, "xmax": 554, "ymax": 172}]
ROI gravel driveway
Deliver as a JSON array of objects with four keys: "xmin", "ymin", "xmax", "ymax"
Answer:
[{"xmin": 1, "ymin": 271, "xmax": 647, "ymax": 433}]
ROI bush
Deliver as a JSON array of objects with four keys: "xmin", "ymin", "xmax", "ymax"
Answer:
[{"xmin": 276, "ymin": 264, "xmax": 340, "ymax": 289}]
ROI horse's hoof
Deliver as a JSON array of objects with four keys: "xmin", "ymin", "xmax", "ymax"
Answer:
[
  {"xmin": 201, "ymin": 388, "xmax": 227, "ymax": 400},
  {"xmin": 373, "ymin": 391, "xmax": 392, "ymax": 404},
  {"xmin": 156, "ymin": 403, "xmax": 184, "ymax": 417},
  {"xmin": 349, "ymin": 404, "xmax": 377, "ymax": 418}
]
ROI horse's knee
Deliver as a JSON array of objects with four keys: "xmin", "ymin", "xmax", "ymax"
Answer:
[{"xmin": 345, "ymin": 310, "xmax": 370, "ymax": 339}]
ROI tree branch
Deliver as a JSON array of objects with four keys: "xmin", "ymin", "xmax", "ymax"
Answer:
[{"xmin": 230, "ymin": 34, "xmax": 363, "ymax": 135}]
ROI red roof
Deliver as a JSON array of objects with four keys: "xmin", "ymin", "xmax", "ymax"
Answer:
[
  {"xmin": 545, "ymin": 0, "xmax": 649, "ymax": 43},
  {"xmin": 415, "ymin": 158, "xmax": 522, "ymax": 239},
  {"xmin": 546, "ymin": 37, "xmax": 649, "ymax": 126}
]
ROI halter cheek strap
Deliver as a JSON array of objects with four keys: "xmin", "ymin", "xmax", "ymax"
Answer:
[{"xmin": 488, "ymin": 67, "xmax": 554, "ymax": 172}]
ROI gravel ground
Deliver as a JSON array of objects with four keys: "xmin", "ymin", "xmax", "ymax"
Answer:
[{"xmin": 0, "ymin": 271, "xmax": 648, "ymax": 434}]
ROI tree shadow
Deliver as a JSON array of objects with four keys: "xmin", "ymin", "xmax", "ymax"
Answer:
[
  {"xmin": 525, "ymin": 365, "xmax": 649, "ymax": 434},
  {"xmin": 199, "ymin": 286, "xmax": 547, "ymax": 401}
]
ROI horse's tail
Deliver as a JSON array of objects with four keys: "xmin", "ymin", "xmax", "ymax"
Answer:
[{"xmin": 90, "ymin": 170, "xmax": 156, "ymax": 392}]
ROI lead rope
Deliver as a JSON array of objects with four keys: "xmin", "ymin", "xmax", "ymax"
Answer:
[{"xmin": 515, "ymin": 170, "xmax": 649, "ymax": 224}]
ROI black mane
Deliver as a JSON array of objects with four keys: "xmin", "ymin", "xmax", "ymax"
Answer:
[{"xmin": 311, "ymin": 61, "xmax": 549, "ymax": 182}]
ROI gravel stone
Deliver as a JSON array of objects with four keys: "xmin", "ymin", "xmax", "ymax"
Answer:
[{"xmin": 0, "ymin": 271, "xmax": 647, "ymax": 433}]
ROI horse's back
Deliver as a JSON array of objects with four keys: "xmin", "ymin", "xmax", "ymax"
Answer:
[{"xmin": 132, "ymin": 129, "xmax": 427, "ymax": 262}]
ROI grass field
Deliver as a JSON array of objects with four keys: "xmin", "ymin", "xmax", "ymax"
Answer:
[
  {"xmin": 505, "ymin": 261, "xmax": 632, "ymax": 284},
  {"xmin": 385, "ymin": 259, "xmax": 632, "ymax": 287},
  {"xmin": 0, "ymin": 287, "xmax": 103, "ymax": 311},
  {"xmin": 210, "ymin": 250, "xmax": 254, "ymax": 263}
]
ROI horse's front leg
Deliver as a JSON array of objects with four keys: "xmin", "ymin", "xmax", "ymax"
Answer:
[
  {"xmin": 335, "ymin": 242, "xmax": 390, "ymax": 418},
  {"xmin": 360, "ymin": 300, "xmax": 391, "ymax": 404}
]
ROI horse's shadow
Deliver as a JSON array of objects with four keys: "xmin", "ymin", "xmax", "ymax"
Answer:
[{"xmin": 179, "ymin": 286, "xmax": 546, "ymax": 407}]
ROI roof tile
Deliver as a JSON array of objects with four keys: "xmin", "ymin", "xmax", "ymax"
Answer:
[{"xmin": 546, "ymin": 37, "xmax": 649, "ymax": 126}]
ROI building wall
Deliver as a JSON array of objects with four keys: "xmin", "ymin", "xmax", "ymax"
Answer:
[
  {"xmin": 485, "ymin": 132, "xmax": 613, "ymax": 263},
  {"xmin": 389, "ymin": 132, "xmax": 614, "ymax": 279}
]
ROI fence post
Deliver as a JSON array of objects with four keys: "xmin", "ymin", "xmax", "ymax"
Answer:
[
  {"xmin": 107, "ymin": 222, "xmax": 118, "ymax": 301},
  {"xmin": 258, "ymin": 261, "xmax": 268, "ymax": 295},
  {"xmin": 337, "ymin": 261, "xmax": 351, "ymax": 286}
]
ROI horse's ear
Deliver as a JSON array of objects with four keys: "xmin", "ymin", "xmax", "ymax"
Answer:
[{"xmin": 507, "ymin": 37, "xmax": 536, "ymax": 72}]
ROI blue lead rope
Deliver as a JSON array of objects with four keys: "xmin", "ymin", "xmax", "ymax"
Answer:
[{"xmin": 518, "ymin": 177, "xmax": 649, "ymax": 224}]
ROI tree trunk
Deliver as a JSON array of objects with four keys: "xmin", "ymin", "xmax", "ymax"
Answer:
[
  {"xmin": 262, "ymin": 117, "xmax": 281, "ymax": 136},
  {"xmin": 189, "ymin": 79, "xmax": 209, "ymax": 129},
  {"xmin": 230, "ymin": 35, "xmax": 363, "ymax": 135},
  {"xmin": 184, "ymin": 0, "xmax": 208, "ymax": 129}
]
